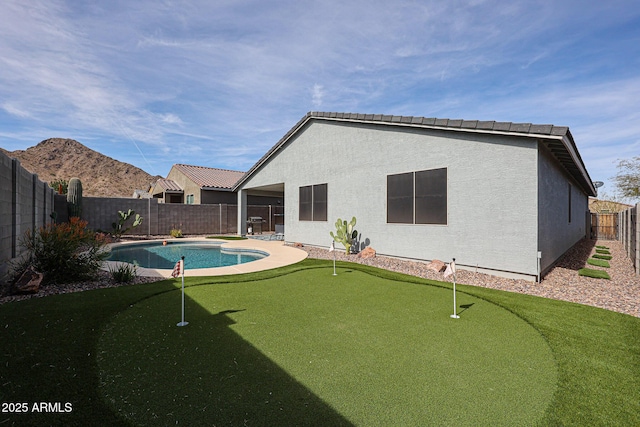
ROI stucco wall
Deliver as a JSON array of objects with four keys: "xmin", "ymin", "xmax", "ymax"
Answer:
[
  {"xmin": 537, "ymin": 144, "xmax": 589, "ymax": 273},
  {"xmin": 201, "ymin": 190, "xmax": 237, "ymax": 204},
  {"xmin": 166, "ymin": 168, "xmax": 195, "ymax": 203},
  {"xmin": 240, "ymin": 120, "xmax": 541, "ymax": 277}
]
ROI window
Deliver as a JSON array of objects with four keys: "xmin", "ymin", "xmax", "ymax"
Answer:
[
  {"xmin": 186, "ymin": 194, "xmax": 195, "ymax": 204},
  {"xmin": 299, "ymin": 183, "xmax": 328, "ymax": 221},
  {"xmin": 568, "ymin": 184, "xmax": 572, "ymax": 223},
  {"xmin": 387, "ymin": 168, "xmax": 447, "ymax": 225},
  {"xmin": 387, "ymin": 173, "xmax": 413, "ymax": 224},
  {"xmin": 312, "ymin": 183, "xmax": 328, "ymax": 221}
]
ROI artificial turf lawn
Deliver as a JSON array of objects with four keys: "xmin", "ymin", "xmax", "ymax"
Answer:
[
  {"xmin": 586, "ymin": 258, "xmax": 611, "ymax": 268},
  {"xmin": 595, "ymin": 249, "xmax": 611, "ymax": 255},
  {"xmin": 206, "ymin": 235, "xmax": 248, "ymax": 240},
  {"xmin": 1, "ymin": 259, "xmax": 639, "ymax": 426},
  {"xmin": 98, "ymin": 271, "xmax": 555, "ymax": 426},
  {"xmin": 595, "ymin": 245, "xmax": 609, "ymax": 249},
  {"xmin": 592, "ymin": 253, "xmax": 613, "ymax": 260},
  {"xmin": 578, "ymin": 268, "xmax": 611, "ymax": 279}
]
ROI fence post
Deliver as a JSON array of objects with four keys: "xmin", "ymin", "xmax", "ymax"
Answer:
[
  {"xmin": 628, "ymin": 207, "xmax": 632, "ymax": 258},
  {"xmin": 633, "ymin": 203, "xmax": 640, "ymax": 276}
]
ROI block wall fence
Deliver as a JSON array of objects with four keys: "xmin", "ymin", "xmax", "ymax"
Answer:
[
  {"xmin": 1, "ymin": 151, "xmax": 56, "ymax": 281},
  {"xmin": 618, "ymin": 203, "xmax": 639, "ymax": 276},
  {"xmin": 74, "ymin": 198, "xmax": 282, "ymax": 237},
  {"xmin": 1, "ymin": 150, "xmax": 284, "ymax": 283}
]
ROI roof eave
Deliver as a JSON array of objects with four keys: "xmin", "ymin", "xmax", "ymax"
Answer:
[{"xmin": 235, "ymin": 112, "xmax": 596, "ymax": 196}]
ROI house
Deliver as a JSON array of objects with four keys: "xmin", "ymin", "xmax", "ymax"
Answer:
[
  {"xmin": 589, "ymin": 197, "xmax": 632, "ymax": 213},
  {"xmin": 234, "ymin": 112, "xmax": 596, "ymax": 281},
  {"xmin": 150, "ymin": 164, "xmax": 245, "ymax": 204}
]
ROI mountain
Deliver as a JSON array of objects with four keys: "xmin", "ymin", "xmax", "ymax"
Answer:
[{"xmin": 1, "ymin": 138, "xmax": 162, "ymax": 197}]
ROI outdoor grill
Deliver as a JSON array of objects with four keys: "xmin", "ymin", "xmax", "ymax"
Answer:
[{"xmin": 246, "ymin": 216, "xmax": 265, "ymax": 234}]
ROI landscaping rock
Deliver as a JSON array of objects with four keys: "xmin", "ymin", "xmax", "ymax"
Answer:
[
  {"xmin": 12, "ymin": 266, "xmax": 43, "ymax": 295},
  {"xmin": 426, "ymin": 260, "xmax": 446, "ymax": 273},
  {"xmin": 357, "ymin": 247, "xmax": 376, "ymax": 259}
]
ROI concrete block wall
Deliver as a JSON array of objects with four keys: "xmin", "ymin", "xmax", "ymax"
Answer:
[
  {"xmin": 82, "ymin": 197, "xmax": 159, "ymax": 235},
  {"xmin": 1, "ymin": 151, "xmax": 55, "ymax": 281},
  {"xmin": 80, "ymin": 198, "xmax": 241, "ymax": 236}
]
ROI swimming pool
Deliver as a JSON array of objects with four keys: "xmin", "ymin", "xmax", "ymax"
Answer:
[{"xmin": 107, "ymin": 241, "xmax": 267, "ymax": 269}]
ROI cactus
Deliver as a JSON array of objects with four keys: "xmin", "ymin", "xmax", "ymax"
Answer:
[
  {"xmin": 111, "ymin": 209, "xmax": 143, "ymax": 239},
  {"xmin": 330, "ymin": 216, "xmax": 357, "ymax": 254},
  {"xmin": 67, "ymin": 177, "xmax": 83, "ymax": 218}
]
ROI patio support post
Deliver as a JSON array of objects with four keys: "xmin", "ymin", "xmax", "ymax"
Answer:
[{"xmin": 238, "ymin": 189, "xmax": 248, "ymax": 236}]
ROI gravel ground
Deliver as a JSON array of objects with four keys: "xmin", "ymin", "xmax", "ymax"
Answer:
[
  {"xmin": 302, "ymin": 238, "xmax": 639, "ymax": 318},
  {"xmin": 2, "ymin": 238, "xmax": 638, "ymax": 318}
]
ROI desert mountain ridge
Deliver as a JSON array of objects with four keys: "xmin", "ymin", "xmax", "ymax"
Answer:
[{"xmin": 1, "ymin": 138, "xmax": 162, "ymax": 197}]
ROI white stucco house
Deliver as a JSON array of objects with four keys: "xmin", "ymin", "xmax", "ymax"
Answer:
[{"xmin": 234, "ymin": 112, "xmax": 596, "ymax": 280}]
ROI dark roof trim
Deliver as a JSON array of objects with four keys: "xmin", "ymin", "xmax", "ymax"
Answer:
[{"xmin": 235, "ymin": 112, "xmax": 596, "ymax": 196}]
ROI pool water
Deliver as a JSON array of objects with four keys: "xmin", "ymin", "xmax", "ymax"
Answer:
[{"xmin": 107, "ymin": 241, "xmax": 266, "ymax": 269}]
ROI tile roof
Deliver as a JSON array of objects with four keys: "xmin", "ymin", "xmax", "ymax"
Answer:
[
  {"xmin": 236, "ymin": 112, "xmax": 596, "ymax": 196},
  {"xmin": 173, "ymin": 164, "xmax": 245, "ymax": 190},
  {"xmin": 153, "ymin": 178, "xmax": 183, "ymax": 192}
]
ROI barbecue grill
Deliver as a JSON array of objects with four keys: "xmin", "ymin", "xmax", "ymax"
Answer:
[{"xmin": 246, "ymin": 216, "xmax": 265, "ymax": 234}]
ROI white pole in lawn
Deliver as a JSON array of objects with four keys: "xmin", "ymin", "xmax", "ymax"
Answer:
[
  {"xmin": 329, "ymin": 241, "xmax": 337, "ymax": 275},
  {"xmin": 445, "ymin": 258, "xmax": 459, "ymax": 319},
  {"xmin": 177, "ymin": 256, "xmax": 188, "ymax": 327}
]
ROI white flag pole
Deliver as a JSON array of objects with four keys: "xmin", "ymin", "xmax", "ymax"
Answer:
[
  {"xmin": 450, "ymin": 258, "xmax": 460, "ymax": 319},
  {"xmin": 177, "ymin": 256, "xmax": 189, "ymax": 327},
  {"xmin": 330, "ymin": 241, "xmax": 337, "ymax": 276}
]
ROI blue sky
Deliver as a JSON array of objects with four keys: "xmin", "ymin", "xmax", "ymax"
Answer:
[{"xmin": 1, "ymin": 0, "xmax": 639, "ymax": 197}]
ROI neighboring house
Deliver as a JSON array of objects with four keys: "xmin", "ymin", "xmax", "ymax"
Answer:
[
  {"xmin": 589, "ymin": 197, "xmax": 632, "ymax": 213},
  {"xmin": 234, "ymin": 112, "xmax": 596, "ymax": 281},
  {"xmin": 151, "ymin": 164, "xmax": 245, "ymax": 204},
  {"xmin": 150, "ymin": 178, "xmax": 187, "ymax": 203},
  {"xmin": 150, "ymin": 163, "xmax": 283, "ymax": 208}
]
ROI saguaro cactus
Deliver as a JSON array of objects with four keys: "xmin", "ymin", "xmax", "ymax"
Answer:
[
  {"xmin": 67, "ymin": 177, "xmax": 83, "ymax": 218},
  {"xmin": 330, "ymin": 216, "xmax": 357, "ymax": 254}
]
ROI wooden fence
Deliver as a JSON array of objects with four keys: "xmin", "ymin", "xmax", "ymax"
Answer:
[
  {"xmin": 618, "ymin": 203, "xmax": 639, "ymax": 276},
  {"xmin": 590, "ymin": 213, "xmax": 618, "ymax": 240}
]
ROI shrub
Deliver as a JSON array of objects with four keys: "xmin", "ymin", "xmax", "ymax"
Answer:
[
  {"xmin": 109, "ymin": 263, "xmax": 137, "ymax": 284},
  {"xmin": 170, "ymin": 228, "xmax": 183, "ymax": 238},
  {"xmin": 15, "ymin": 217, "xmax": 109, "ymax": 285}
]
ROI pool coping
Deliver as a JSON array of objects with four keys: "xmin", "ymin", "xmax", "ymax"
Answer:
[{"xmin": 104, "ymin": 238, "xmax": 308, "ymax": 278}]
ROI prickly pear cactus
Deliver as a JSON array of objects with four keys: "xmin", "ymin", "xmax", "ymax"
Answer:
[
  {"xmin": 330, "ymin": 216, "xmax": 357, "ymax": 254},
  {"xmin": 67, "ymin": 177, "xmax": 83, "ymax": 218}
]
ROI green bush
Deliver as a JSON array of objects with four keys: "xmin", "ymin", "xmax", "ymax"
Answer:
[
  {"xmin": 15, "ymin": 217, "xmax": 109, "ymax": 285},
  {"xmin": 109, "ymin": 263, "xmax": 137, "ymax": 284}
]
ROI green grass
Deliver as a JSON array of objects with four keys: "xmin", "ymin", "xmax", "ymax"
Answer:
[
  {"xmin": 586, "ymin": 258, "xmax": 611, "ymax": 268},
  {"xmin": 1, "ymin": 260, "xmax": 638, "ymax": 426},
  {"xmin": 595, "ymin": 249, "xmax": 611, "ymax": 255},
  {"xmin": 578, "ymin": 268, "xmax": 611, "ymax": 279},
  {"xmin": 595, "ymin": 245, "xmax": 609, "ymax": 249},
  {"xmin": 592, "ymin": 253, "xmax": 613, "ymax": 260}
]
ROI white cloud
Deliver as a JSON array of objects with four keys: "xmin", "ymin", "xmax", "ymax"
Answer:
[
  {"xmin": 1, "ymin": 0, "xmax": 639, "ymax": 181},
  {"xmin": 311, "ymin": 84, "xmax": 324, "ymax": 108}
]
